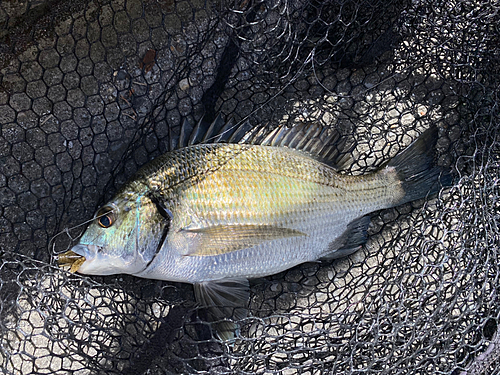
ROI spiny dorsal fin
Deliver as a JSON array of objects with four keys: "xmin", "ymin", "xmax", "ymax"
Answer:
[
  {"xmin": 177, "ymin": 116, "xmax": 220, "ymax": 148},
  {"xmin": 242, "ymin": 121, "xmax": 353, "ymax": 169},
  {"xmin": 177, "ymin": 115, "xmax": 353, "ymax": 169},
  {"xmin": 177, "ymin": 114, "xmax": 255, "ymax": 148}
]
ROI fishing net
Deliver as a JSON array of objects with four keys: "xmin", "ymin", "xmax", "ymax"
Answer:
[{"xmin": 0, "ymin": 0, "xmax": 499, "ymax": 373}]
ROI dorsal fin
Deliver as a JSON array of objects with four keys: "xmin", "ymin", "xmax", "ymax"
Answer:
[
  {"xmin": 176, "ymin": 115, "xmax": 353, "ymax": 169},
  {"xmin": 177, "ymin": 116, "xmax": 223, "ymax": 148},
  {"xmin": 177, "ymin": 114, "xmax": 255, "ymax": 149},
  {"xmin": 241, "ymin": 121, "xmax": 353, "ymax": 169}
]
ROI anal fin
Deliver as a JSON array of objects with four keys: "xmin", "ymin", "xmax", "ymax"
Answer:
[
  {"xmin": 321, "ymin": 215, "xmax": 371, "ymax": 260},
  {"xmin": 193, "ymin": 278, "xmax": 250, "ymax": 341}
]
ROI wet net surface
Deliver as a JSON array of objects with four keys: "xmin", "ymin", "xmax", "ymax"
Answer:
[{"xmin": 0, "ymin": 0, "xmax": 499, "ymax": 374}]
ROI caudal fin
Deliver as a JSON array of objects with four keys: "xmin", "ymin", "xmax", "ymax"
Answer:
[{"xmin": 387, "ymin": 126, "xmax": 453, "ymax": 205}]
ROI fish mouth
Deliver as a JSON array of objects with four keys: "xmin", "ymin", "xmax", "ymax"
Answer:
[
  {"xmin": 56, "ymin": 243, "xmax": 97, "ymax": 273},
  {"xmin": 56, "ymin": 250, "xmax": 86, "ymax": 273},
  {"xmin": 56, "ymin": 244, "xmax": 101, "ymax": 273}
]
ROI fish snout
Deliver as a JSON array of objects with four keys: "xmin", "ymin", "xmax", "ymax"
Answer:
[{"xmin": 56, "ymin": 244, "xmax": 97, "ymax": 273}]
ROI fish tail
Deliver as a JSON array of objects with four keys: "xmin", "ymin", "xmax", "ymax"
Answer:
[{"xmin": 387, "ymin": 126, "xmax": 453, "ymax": 205}]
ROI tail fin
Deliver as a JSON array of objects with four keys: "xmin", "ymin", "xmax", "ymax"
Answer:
[{"xmin": 387, "ymin": 126, "xmax": 453, "ymax": 205}]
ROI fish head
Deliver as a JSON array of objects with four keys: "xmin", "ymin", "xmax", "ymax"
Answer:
[{"xmin": 59, "ymin": 186, "xmax": 170, "ymax": 276}]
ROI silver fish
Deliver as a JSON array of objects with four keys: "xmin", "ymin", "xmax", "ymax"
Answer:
[{"xmin": 57, "ymin": 117, "xmax": 451, "ymax": 339}]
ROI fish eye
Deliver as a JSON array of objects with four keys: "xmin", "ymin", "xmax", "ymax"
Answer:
[
  {"xmin": 96, "ymin": 206, "xmax": 116, "ymax": 228},
  {"xmin": 98, "ymin": 214, "xmax": 114, "ymax": 228}
]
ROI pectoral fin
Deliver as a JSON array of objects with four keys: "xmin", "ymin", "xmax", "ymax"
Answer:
[
  {"xmin": 194, "ymin": 278, "xmax": 250, "ymax": 341},
  {"xmin": 183, "ymin": 224, "xmax": 306, "ymax": 256}
]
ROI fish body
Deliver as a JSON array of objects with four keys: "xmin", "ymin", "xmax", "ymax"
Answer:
[
  {"xmin": 130, "ymin": 143, "xmax": 403, "ymax": 283},
  {"xmin": 59, "ymin": 119, "xmax": 451, "ymax": 339}
]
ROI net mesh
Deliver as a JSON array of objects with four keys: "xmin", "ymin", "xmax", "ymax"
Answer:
[{"xmin": 0, "ymin": 0, "xmax": 499, "ymax": 373}]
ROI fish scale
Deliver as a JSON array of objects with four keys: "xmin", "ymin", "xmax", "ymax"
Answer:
[
  {"xmin": 157, "ymin": 146, "xmax": 397, "ymax": 228},
  {"xmin": 186, "ymin": 171, "xmax": 328, "ymax": 226}
]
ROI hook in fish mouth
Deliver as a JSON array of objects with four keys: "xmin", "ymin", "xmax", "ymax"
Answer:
[{"xmin": 56, "ymin": 250, "xmax": 86, "ymax": 273}]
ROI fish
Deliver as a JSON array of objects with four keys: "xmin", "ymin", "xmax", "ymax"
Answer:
[{"xmin": 57, "ymin": 116, "xmax": 452, "ymax": 340}]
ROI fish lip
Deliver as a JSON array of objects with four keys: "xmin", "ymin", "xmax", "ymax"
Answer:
[{"xmin": 71, "ymin": 244, "xmax": 98, "ymax": 259}]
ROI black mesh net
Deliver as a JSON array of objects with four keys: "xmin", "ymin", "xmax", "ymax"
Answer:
[{"xmin": 0, "ymin": 0, "xmax": 499, "ymax": 373}]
